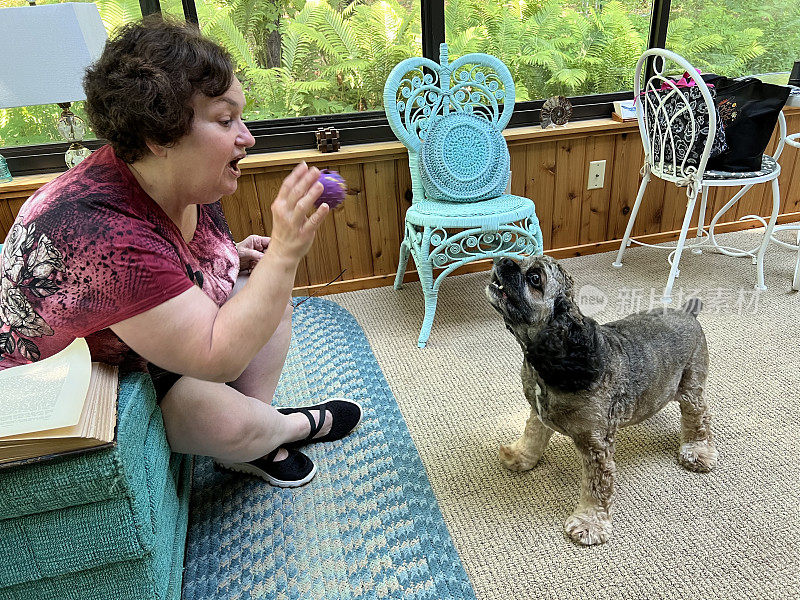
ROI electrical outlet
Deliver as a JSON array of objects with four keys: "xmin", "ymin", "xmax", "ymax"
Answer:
[{"xmin": 587, "ymin": 160, "xmax": 606, "ymax": 190}]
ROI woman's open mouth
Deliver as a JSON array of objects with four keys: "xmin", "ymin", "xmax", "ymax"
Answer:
[{"xmin": 227, "ymin": 157, "xmax": 242, "ymax": 177}]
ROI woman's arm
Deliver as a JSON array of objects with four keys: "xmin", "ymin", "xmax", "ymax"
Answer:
[{"xmin": 110, "ymin": 163, "xmax": 328, "ymax": 382}]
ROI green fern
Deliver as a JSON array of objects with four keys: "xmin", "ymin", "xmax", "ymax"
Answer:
[{"xmin": 5, "ymin": 0, "xmax": 800, "ymax": 144}]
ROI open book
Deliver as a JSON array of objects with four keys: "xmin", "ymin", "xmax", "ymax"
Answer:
[{"xmin": 0, "ymin": 338, "xmax": 118, "ymax": 466}]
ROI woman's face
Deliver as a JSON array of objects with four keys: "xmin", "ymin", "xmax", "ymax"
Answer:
[{"xmin": 167, "ymin": 77, "xmax": 255, "ymax": 203}]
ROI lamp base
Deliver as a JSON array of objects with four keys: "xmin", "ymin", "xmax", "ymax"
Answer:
[
  {"xmin": 65, "ymin": 143, "xmax": 91, "ymax": 169},
  {"xmin": 0, "ymin": 154, "xmax": 12, "ymax": 183},
  {"xmin": 58, "ymin": 102, "xmax": 92, "ymax": 168}
]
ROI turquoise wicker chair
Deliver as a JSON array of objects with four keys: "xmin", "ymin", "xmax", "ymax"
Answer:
[{"xmin": 384, "ymin": 43, "xmax": 543, "ymax": 348}]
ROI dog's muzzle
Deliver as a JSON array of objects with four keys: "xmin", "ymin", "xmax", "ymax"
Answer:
[
  {"xmin": 489, "ymin": 258, "xmax": 522, "ymax": 302},
  {"xmin": 488, "ymin": 260, "xmax": 525, "ymax": 315},
  {"xmin": 488, "ymin": 273, "xmax": 508, "ymax": 302}
]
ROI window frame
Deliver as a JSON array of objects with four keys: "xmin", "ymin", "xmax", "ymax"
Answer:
[{"xmin": 3, "ymin": 0, "xmax": 670, "ymax": 176}]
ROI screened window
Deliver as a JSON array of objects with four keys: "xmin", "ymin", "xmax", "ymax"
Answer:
[
  {"xmin": 443, "ymin": 0, "xmax": 651, "ymax": 99},
  {"xmin": 4, "ymin": 0, "xmax": 799, "ymax": 175},
  {"xmin": 666, "ymin": 0, "xmax": 800, "ymax": 81},
  {"xmin": 197, "ymin": 0, "xmax": 422, "ymax": 121}
]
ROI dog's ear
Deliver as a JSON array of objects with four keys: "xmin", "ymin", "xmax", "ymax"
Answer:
[
  {"xmin": 555, "ymin": 262, "xmax": 575, "ymax": 300},
  {"xmin": 551, "ymin": 262, "xmax": 578, "ymax": 320},
  {"xmin": 526, "ymin": 310, "xmax": 603, "ymax": 393}
]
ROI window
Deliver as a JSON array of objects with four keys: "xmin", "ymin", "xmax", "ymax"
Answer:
[
  {"xmin": 444, "ymin": 0, "xmax": 650, "ymax": 99},
  {"xmin": 197, "ymin": 0, "xmax": 422, "ymax": 122},
  {"xmin": 665, "ymin": 0, "xmax": 800, "ymax": 81},
  {"xmin": 3, "ymin": 0, "xmax": 798, "ymax": 175}
]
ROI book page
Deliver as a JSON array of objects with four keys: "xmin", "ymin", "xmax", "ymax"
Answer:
[
  {"xmin": 0, "ymin": 338, "xmax": 92, "ymax": 438},
  {"xmin": 7, "ymin": 362, "xmax": 118, "ymax": 442}
]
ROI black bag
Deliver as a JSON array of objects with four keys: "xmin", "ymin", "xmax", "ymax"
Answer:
[
  {"xmin": 644, "ymin": 83, "xmax": 728, "ymax": 170},
  {"xmin": 702, "ymin": 74, "xmax": 790, "ymax": 172}
]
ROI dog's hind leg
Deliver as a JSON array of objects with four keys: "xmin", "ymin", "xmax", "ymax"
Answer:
[
  {"xmin": 564, "ymin": 432, "xmax": 615, "ymax": 546},
  {"xmin": 677, "ymin": 344, "xmax": 718, "ymax": 473},
  {"xmin": 499, "ymin": 407, "xmax": 554, "ymax": 471}
]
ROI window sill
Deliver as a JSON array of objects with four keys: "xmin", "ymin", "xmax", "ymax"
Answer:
[{"xmin": 1, "ymin": 117, "xmax": 641, "ymax": 198}]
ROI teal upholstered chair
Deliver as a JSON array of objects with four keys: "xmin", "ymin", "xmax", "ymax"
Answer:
[
  {"xmin": 0, "ymin": 244, "xmax": 191, "ymax": 600},
  {"xmin": 384, "ymin": 43, "xmax": 543, "ymax": 348}
]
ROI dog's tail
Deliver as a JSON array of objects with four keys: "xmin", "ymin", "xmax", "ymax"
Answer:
[{"xmin": 682, "ymin": 297, "xmax": 703, "ymax": 318}]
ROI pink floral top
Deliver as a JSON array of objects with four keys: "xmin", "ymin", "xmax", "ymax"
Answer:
[{"xmin": 0, "ymin": 145, "xmax": 239, "ymax": 370}]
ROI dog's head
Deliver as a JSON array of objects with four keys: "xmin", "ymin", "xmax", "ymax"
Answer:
[
  {"xmin": 486, "ymin": 255, "xmax": 576, "ymax": 341},
  {"xmin": 486, "ymin": 255, "xmax": 603, "ymax": 392}
]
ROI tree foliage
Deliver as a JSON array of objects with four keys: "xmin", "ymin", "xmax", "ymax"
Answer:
[{"xmin": 2, "ymin": 0, "xmax": 800, "ymax": 148}]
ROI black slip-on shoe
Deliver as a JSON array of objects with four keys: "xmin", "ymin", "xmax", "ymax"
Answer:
[
  {"xmin": 278, "ymin": 398, "xmax": 363, "ymax": 448},
  {"xmin": 214, "ymin": 447, "xmax": 317, "ymax": 488}
]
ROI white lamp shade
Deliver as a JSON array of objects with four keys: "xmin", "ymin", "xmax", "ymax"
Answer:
[{"xmin": 0, "ymin": 3, "xmax": 108, "ymax": 109}]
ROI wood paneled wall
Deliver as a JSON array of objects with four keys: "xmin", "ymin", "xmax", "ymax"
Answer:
[
  {"xmin": 3, "ymin": 113, "xmax": 800, "ymax": 295},
  {"xmin": 217, "ymin": 113, "xmax": 800, "ymax": 293}
]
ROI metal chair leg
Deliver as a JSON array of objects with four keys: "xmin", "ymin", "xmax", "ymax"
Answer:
[
  {"xmin": 613, "ymin": 172, "xmax": 651, "ymax": 268},
  {"xmin": 663, "ymin": 189, "xmax": 700, "ymax": 303},
  {"xmin": 754, "ymin": 178, "xmax": 780, "ymax": 291},
  {"xmin": 793, "ymin": 229, "xmax": 800, "ymax": 291},
  {"xmin": 692, "ymin": 185, "xmax": 710, "ymax": 254}
]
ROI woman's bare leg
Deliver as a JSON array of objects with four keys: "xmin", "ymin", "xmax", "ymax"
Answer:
[
  {"xmin": 226, "ymin": 275, "xmax": 294, "ymax": 403},
  {"xmin": 159, "ymin": 378, "xmax": 305, "ymax": 462},
  {"xmin": 159, "ymin": 275, "xmax": 332, "ymax": 461}
]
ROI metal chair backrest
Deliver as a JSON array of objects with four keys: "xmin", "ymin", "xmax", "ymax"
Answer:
[{"xmin": 635, "ymin": 48, "xmax": 719, "ymax": 185}]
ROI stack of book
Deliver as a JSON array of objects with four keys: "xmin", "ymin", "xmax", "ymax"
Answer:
[{"xmin": 612, "ymin": 99, "xmax": 637, "ymax": 122}]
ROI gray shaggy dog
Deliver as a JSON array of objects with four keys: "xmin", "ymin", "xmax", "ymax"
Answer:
[{"xmin": 486, "ymin": 255, "xmax": 718, "ymax": 546}]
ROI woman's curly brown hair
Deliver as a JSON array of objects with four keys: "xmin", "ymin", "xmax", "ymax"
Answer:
[{"xmin": 83, "ymin": 17, "xmax": 234, "ymax": 163}]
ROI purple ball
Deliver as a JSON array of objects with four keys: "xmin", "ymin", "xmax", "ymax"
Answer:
[{"xmin": 315, "ymin": 169, "xmax": 347, "ymax": 209}]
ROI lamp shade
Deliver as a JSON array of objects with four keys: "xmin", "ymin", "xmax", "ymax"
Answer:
[{"xmin": 0, "ymin": 3, "xmax": 108, "ymax": 109}]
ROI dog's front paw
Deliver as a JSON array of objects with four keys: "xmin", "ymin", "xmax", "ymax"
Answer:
[
  {"xmin": 679, "ymin": 440, "xmax": 719, "ymax": 473},
  {"xmin": 564, "ymin": 509, "xmax": 613, "ymax": 546},
  {"xmin": 499, "ymin": 443, "xmax": 539, "ymax": 472}
]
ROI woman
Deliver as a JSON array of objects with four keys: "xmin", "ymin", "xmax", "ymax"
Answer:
[{"xmin": 0, "ymin": 18, "xmax": 361, "ymax": 487}]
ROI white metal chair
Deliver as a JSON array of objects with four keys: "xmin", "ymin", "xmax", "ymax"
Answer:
[
  {"xmin": 612, "ymin": 48, "xmax": 786, "ymax": 302},
  {"xmin": 760, "ymin": 132, "xmax": 800, "ymax": 291}
]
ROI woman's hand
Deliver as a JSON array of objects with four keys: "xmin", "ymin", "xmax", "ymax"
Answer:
[
  {"xmin": 267, "ymin": 162, "xmax": 328, "ymax": 264},
  {"xmin": 236, "ymin": 235, "xmax": 270, "ymax": 274}
]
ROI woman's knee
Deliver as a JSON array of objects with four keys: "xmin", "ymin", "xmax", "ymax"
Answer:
[{"xmin": 204, "ymin": 405, "xmax": 279, "ymax": 460}]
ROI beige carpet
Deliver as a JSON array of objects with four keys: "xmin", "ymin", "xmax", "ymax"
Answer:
[{"xmin": 331, "ymin": 227, "xmax": 800, "ymax": 600}]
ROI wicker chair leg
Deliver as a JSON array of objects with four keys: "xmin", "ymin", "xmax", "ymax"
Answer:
[
  {"xmin": 416, "ymin": 259, "xmax": 437, "ymax": 349},
  {"xmin": 395, "ymin": 235, "xmax": 411, "ymax": 290}
]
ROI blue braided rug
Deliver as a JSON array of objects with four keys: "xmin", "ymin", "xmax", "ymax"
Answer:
[{"xmin": 182, "ymin": 298, "xmax": 476, "ymax": 600}]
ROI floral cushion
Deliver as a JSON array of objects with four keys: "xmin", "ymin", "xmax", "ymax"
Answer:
[
  {"xmin": 702, "ymin": 154, "xmax": 778, "ymax": 180},
  {"xmin": 657, "ymin": 155, "xmax": 778, "ymax": 181}
]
